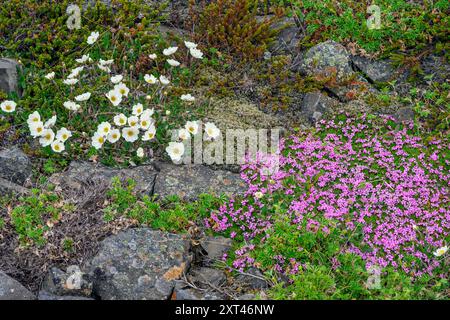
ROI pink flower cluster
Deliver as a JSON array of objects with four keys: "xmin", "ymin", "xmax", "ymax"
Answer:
[{"xmin": 207, "ymin": 116, "xmax": 450, "ymax": 278}]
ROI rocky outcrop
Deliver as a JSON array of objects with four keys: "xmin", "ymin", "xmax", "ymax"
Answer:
[
  {"xmin": 0, "ymin": 147, "xmax": 32, "ymax": 185},
  {"xmin": 0, "ymin": 58, "xmax": 20, "ymax": 95},
  {"xmin": 48, "ymin": 161, "xmax": 157, "ymax": 199},
  {"xmin": 0, "ymin": 271, "xmax": 35, "ymax": 300},
  {"xmin": 0, "ymin": 147, "xmax": 31, "ymax": 195},
  {"xmin": 153, "ymin": 162, "xmax": 247, "ymax": 200},
  {"xmin": 351, "ymin": 56, "xmax": 395, "ymax": 83},
  {"xmin": 300, "ymin": 91, "xmax": 340, "ymax": 123},
  {"xmin": 86, "ymin": 228, "xmax": 192, "ymax": 300}
]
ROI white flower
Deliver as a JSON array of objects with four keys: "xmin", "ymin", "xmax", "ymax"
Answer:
[
  {"xmin": 180, "ymin": 94, "xmax": 195, "ymax": 102},
  {"xmin": 184, "ymin": 41, "xmax": 197, "ymax": 49},
  {"xmin": 142, "ymin": 124, "xmax": 156, "ymax": 141},
  {"xmin": 114, "ymin": 82, "xmax": 129, "ymax": 97},
  {"xmin": 144, "ymin": 74, "xmax": 158, "ymax": 84},
  {"xmin": 51, "ymin": 140, "xmax": 65, "ymax": 153},
  {"xmin": 122, "ymin": 127, "xmax": 139, "ymax": 142},
  {"xmin": 132, "ymin": 103, "xmax": 144, "ymax": 116},
  {"xmin": 178, "ymin": 128, "xmax": 190, "ymax": 141},
  {"xmin": 127, "ymin": 116, "xmax": 139, "ymax": 127},
  {"xmin": 99, "ymin": 58, "xmax": 114, "ymax": 66},
  {"xmin": 97, "ymin": 64, "xmax": 111, "ymax": 73},
  {"xmin": 75, "ymin": 92, "xmax": 91, "ymax": 102},
  {"xmin": 111, "ymin": 75, "xmax": 123, "ymax": 84},
  {"xmin": 141, "ymin": 108, "xmax": 154, "ymax": 119},
  {"xmin": 63, "ymin": 101, "xmax": 81, "ymax": 111},
  {"xmin": 106, "ymin": 89, "xmax": 122, "ymax": 106},
  {"xmin": 148, "ymin": 53, "xmax": 157, "ymax": 60},
  {"xmin": 91, "ymin": 132, "xmax": 106, "ymax": 150},
  {"xmin": 56, "ymin": 127, "xmax": 72, "ymax": 142},
  {"xmin": 167, "ymin": 59, "xmax": 180, "ymax": 67},
  {"xmin": 68, "ymin": 66, "xmax": 84, "ymax": 78},
  {"xmin": 87, "ymin": 31, "xmax": 100, "ymax": 45},
  {"xmin": 166, "ymin": 142, "xmax": 185, "ymax": 162},
  {"xmin": 76, "ymin": 54, "xmax": 91, "ymax": 64},
  {"xmin": 433, "ymin": 246, "xmax": 448, "ymax": 257},
  {"xmin": 29, "ymin": 121, "xmax": 45, "ymax": 138},
  {"xmin": 139, "ymin": 115, "xmax": 153, "ymax": 131},
  {"xmin": 165, "ymin": 110, "xmax": 171, "ymax": 116},
  {"xmin": 136, "ymin": 147, "xmax": 144, "ymax": 158},
  {"xmin": 27, "ymin": 111, "xmax": 41, "ymax": 126},
  {"xmin": 107, "ymin": 129, "xmax": 121, "ymax": 143},
  {"xmin": 44, "ymin": 72, "xmax": 55, "ymax": 80},
  {"xmin": 190, "ymin": 47, "xmax": 203, "ymax": 59},
  {"xmin": 163, "ymin": 47, "xmax": 178, "ymax": 56},
  {"xmin": 113, "ymin": 113, "xmax": 127, "ymax": 127},
  {"xmin": 159, "ymin": 75, "xmax": 170, "ymax": 85},
  {"xmin": 44, "ymin": 115, "xmax": 57, "ymax": 128},
  {"xmin": 63, "ymin": 78, "xmax": 79, "ymax": 85},
  {"xmin": 39, "ymin": 129, "xmax": 55, "ymax": 147},
  {"xmin": 97, "ymin": 122, "xmax": 112, "ymax": 136},
  {"xmin": 254, "ymin": 191, "xmax": 264, "ymax": 199},
  {"xmin": 205, "ymin": 122, "xmax": 220, "ymax": 139},
  {"xmin": 185, "ymin": 120, "xmax": 199, "ymax": 135}
]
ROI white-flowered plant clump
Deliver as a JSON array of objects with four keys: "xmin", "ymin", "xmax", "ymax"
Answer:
[
  {"xmin": 26, "ymin": 111, "xmax": 71, "ymax": 153},
  {"xmin": 27, "ymin": 32, "xmax": 210, "ymax": 163}
]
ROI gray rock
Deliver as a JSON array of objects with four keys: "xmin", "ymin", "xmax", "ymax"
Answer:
[
  {"xmin": 0, "ymin": 147, "xmax": 32, "ymax": 185},
  {"xmin": 298, "ymin": 40, "xmax": 355, "ymax": 84},
  {"xmin": 173, "ymin": 282, "xmax": 224, "ymax": 300},
  {"xmin": 394, "ymin": 107, "xmax": 415, "ymax": 122},
  {"xmin": 235, "ymin": 268, "xmax": 268, "ymax": 290},
  {"xmin": 256, "ymin": 15, "xmax": 299, "ymax": 53},
  {"xmin": 0, "ymin": 271, "xmax": 35, "ymax": 300},
  {"xmin": 0, "ymin": 177, "xmax": 30, "ymax": 196},
  {"xmin": 0, "ymin": 58, "xmax": 20, "ymax": 95},
  {"xmin": 421, "ymin": 54, "xmax": 450, "ymax": 84},
  {"xmin": 38, "ymin": 291, "xmax": 94, "ymax": 300},
  {"xmin": 352, "ymin": 56, "xmax": 395, "ymax": 83},
  {"xmin": 87, "ymin": 228, "xmax": 192, "ymax": 300},
  {"xmin": 153, "ymin": 163, "xmax": 246, "ymax": 200},
  {"xmin": 200, "ymin": 236, "xmax": 232, "ymax": 263},
  {"xmin": 300, "ymin": 92, "xmax": 339, "ymax": 123},
  {"xmin": 42, "ymin": 266, "xmax": 92, "ymax": 297},
  {"xmin": 189, "ymin": 267, "xmax": 226, "ymax": 287},
  {"xmin": 48, "ymin": 161, "xmax": 157, "ymax": 199}
]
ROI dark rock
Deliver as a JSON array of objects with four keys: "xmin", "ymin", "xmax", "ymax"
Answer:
[
  {"xmin": 298, "ymin": 40, "xmax": 355, "ymax": 84},
  {"xmin": 235, "ymin": 268, "xmax": 268, "ymax": 290},
  {"xmin": 0, "ymin": 271, "xmax": 35, "ymax": 300},
  {"xmin": 256, "ymin": 15, "xmax": 299, "ymax": 54},
  {"xmin": 394, "ymin": 107, "xmax": 415, "ymax": 122},
  {"xmin": 0, "ymin": 146, "xmax": 32, "ymax": 185},
  {"xmin": 153, "ymin": 163, "xmax": 246, "ymax": 200},
  {"xmin": 86, "ymin": 228, "xmax": 192, "ymax": 300},
  {"xmin": 48, "ymin": 161, "xmax": 157, "ymax": 199},
  {"xmin": 42, "ymin": 266, "xmax": 92, "ymax": 297},
  {"xmin": 421, "ymin": 54, "xmax": 450, "ymax": 84},
  {"xmin": 189, "ymin": 267, "xmax": 226, "ymax": 287},
  {"xmin": 0, "ymin": 177, "xmax": 30, "ymax": 196},
  {"xmin": 200, "ymin": 236, "xmax": 232, "ymax": 263},
  {"xmin": 352, "ymin": 56, "xmax": 395, "ymax": 83},
  {"xmin": 0, "ymin": 58, "xmax": 20, "ymax": 95},
  {"xmin": 300, "ymin": 92, "xmax": 339, "ymax": 123},
  {"xmin": 38, "ymin": 290, "xmax": 94, "ymax": 300}
]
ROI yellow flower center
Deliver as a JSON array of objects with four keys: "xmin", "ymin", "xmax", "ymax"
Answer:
[
  {"xmin": 45, "ymin": 134, "xmax": 51, "ymax": 140},
  {"xmin": 5, "ymin": 105, "xmax": 12, "ymax": 111},
  {"xmin": 120, "ymin": 89, "xmax": 126, "ymax": 95},
  {"xmin": 111, "ymin": 96, "xmax": 117, "ymax": 102},
  {"xmin": 98, "ymin": 137, "xmax": 104, "ymax": 143},
  {"xmin": 112, "ymin": 134, "xmax": 118, "ymax": 139},
  {"xmin": 103, "ymin": 127, "xmax": 109, "ymax": 133},
  {"xmin": 54, "ymin": 145, "xmax": 60, "ymax": 151},
  {"xmin": 37, "ymin": 127, "xmax": 43, "ymax": 133},
  {"xmin": 62, "ymin": 134, "xmax": 68, "ymax": 140},
  {"xmin": 127, "ymin": 131, "xmax": 133, "ymax": 137}
]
